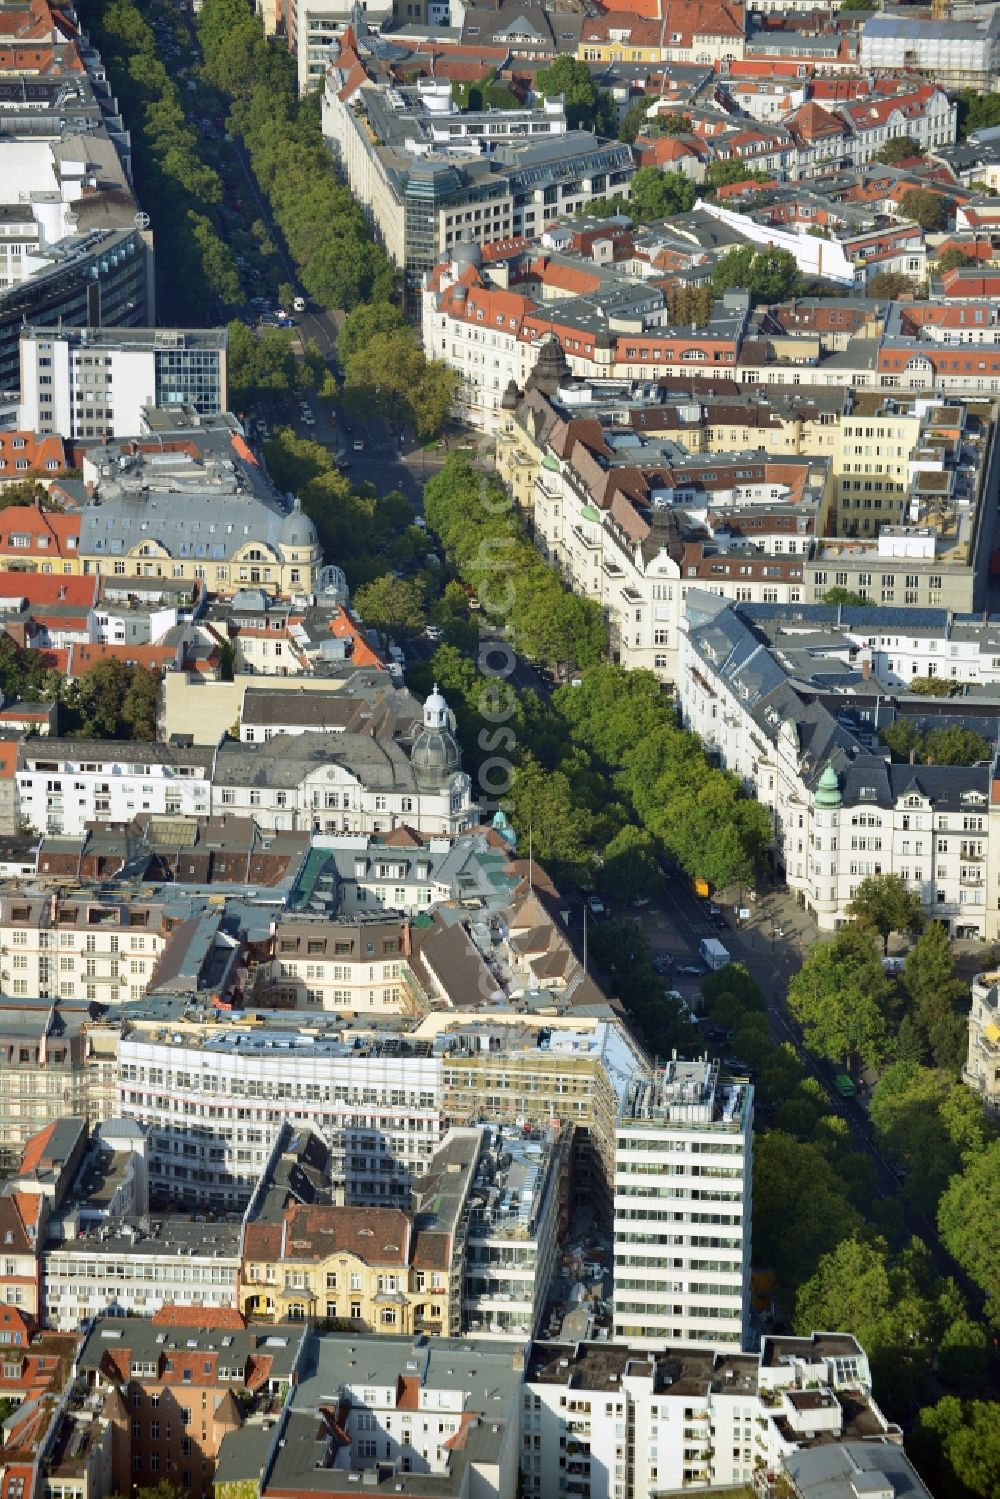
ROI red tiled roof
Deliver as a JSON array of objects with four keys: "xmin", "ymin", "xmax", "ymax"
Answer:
[
  {"xmin": 17, "ymin": 1123, "xmax": 57, "ymax": 1178},
  {"xmin": 152, "ymin": 1305, "xmax": 246, "ymax": 1329},
  {"xmin": 0, "ymin": 505, "xmax": 79, "ymax": 558},
  {"xmin": 66, "ymin": 644, "xmax": 176, "ymax": 676},
  {"xmin": 0, "ymin": 741, "xmax": 18, "ymax": 782},
  {"xmin": 0, "ymin": 573, "xmax": 96, "ymax": 608},
  {"xmin": 0, "ymin": 432, "xmax": 67, "ymax": 475}
]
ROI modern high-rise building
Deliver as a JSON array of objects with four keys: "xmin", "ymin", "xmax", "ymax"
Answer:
[
  {"xmin": 613, "ymin": 1058, "xmax": 753, "ymax": 1352},
  {"xmin": 19, "ymin": 326, "xmax": 227, "ymax": 439}
]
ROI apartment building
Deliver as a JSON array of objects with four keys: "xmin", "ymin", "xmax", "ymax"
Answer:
[
  {"xmin": 240, "ymin": 1201, "xmax": 456, "ymax": 1334},
  {"xmin": 462, "ymin": 1123, "xmax": 569, "ymax": 1341},
  {"xmin": 613, "ymin": 1059, "xmax": 753, "ymax": 1353},
  {"xmin": 0, "ymin": 501, "xmax": 81, "ymax": 575},
  {"xmin": 423, "ymin": 249, "xmax": 748, "ymax": 433},
  {"xmin": 75, "ymin": 427, "xmax": 321, "ymax": 600},
  {"xmin": 76, "ymin": 1314, "xmax": 307, "ymax": 1499},
  {"xmin": 254, "ymin": 1332, "xmax": 521, "ymax": 1499},
  {"xmin": 251, "ymin": 915, "xmax": 413, "ymax": 1011},
  {"xmin": 116, "ymin": 1022, "xmax": 447, "ymax": 1210},
  {"xmin": 522, "ymin": 1333, "xmax": 898, "ymax": 1499},
  {"xmin": 19, "ymin": 327, "xmax": 228, "ymax": 440},
  {"xmin": 861, "ymin": 10, "xmax": 1000, "ymax": 92},
  {"xmin": 16, "ymin": 738, "xmax": 214, "ymax": 837},
  {"xmin": 14, "ymin": 686, "xmax": 472, "ymax": 840},
  {"xmin": 323, "ymin": 36, "xmax": 633, "ymax": 289},
  {"xmin": 0, "ymin": 890, "xmax": 190, "ymax": 1005},
  {"xmin": 0, "ymin": 1194, "xmax": 44, "ymax": 1320},
  {"xmin": 497, "ymin": 385, "xmax": 828, "ymax": 683},
  {"xmin": 439, "ymin": 1019, "xmax": 647, "ymax": 1221},
  {"xmin": 499, "ymin": 378, "xmax": 999, "ymax": 677},
  {"xmin": 0, "ymin": 1003, "xmax": 113, "ymax": 1168},
  {"xmin": 43, "ymin": 1219, "xmax": 241, "ymax": 1331},
  {"xmin": 963, "ymin": 966, "xmax": 1000, "ymax": 1113},
  {"xmin": 577, "ymin": 0, "xmax": 746, "ymax": 66},
  {"xmin": 210, "ymin": 686, "xmax": 473, "ymax": 838},
  {"xmin": 0, "ymin": 65, "xmax": 153, "ymax": 392},
  {"xmin": 680, "ymin": 592, "xmax": 993, "ymax": 936}
]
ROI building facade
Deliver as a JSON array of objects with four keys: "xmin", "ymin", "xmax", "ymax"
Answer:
[
  {"xmin": 19, "ymin": 327, "xmax": 228, "ymax": 439},
  {"xmin": 613, "ymin": 1060, "xmax": 753, "ymax": 1353},
  {"xmin": 679, "ymin": 593, "xmax": 992, "ymax": 936}
]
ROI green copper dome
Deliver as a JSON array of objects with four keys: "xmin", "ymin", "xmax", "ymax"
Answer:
[{"xmin": 814, "ymin": 764, "xmax": 842, "ymax": 808}]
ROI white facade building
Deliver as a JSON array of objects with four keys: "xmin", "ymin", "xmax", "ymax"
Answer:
[
  {"xmin": 522, "ymin": 1333, "xmax": 882, "ymax": 1499},
  {"xmin": 15, "ymin": 689, "xmax": 473, "ymax": 841},
  {"xmin": 41, "ymin": 1221, "xmax": 240, "ymax": 1331},
  {"xmin": 860, "ymin": 11, "xmax": 1000, "ymax": 93},
  {"xmin": 679, "ymin": 593, "xmax": 992, "ymax": 936},
  {"xmin": 462, "ymin": 1124, "xmax": 568, "ymax": 1341},
  {"xmin": 116, "ymin": 1025, "xmax": 446, "ymax": 1210},
  {"xmin": 613, "ymin": 1059, "xmax": 752, "ymax": 1353},
  {"xmin": 16, "ymin": 739, "xmax": 214, "ymax": 838},
  {"xmin": 19, "ymin": 327, "xmax": 228, "ymax": 440}
]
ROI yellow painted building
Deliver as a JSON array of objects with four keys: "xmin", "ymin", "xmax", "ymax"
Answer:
[{"xmin": 241, "ymin": 1204, "xmax": 455, "ymax": 1336}]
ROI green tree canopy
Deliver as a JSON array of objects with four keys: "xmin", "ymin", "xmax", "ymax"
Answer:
[
  {"xmin": 787, "ymin": 926, "xmax": 891, "ymax": 1070},
  {"xmin": 794, "ymin": 1235, "xmax": 958, "ymax": 1415},
  {"xmin": 868, "ymin": 271, "xmax": 919, "ymax": 299},
  {"xmin": 704, "ymin": 161, "xmax": 770, "ymax": 193},
  {"xmin": 901, "ymin": 923, "xmax": 970, "ymax": 1072},
  {"xmin": 936, "ymin": 247, "xmax": 977, "ymax": 273},
  {"xmin": 627, "ymin": 166, "xmax": 696, "ymax": 222},
  {"xmin": 64, "ymin": 660, "xmax": 159, "ymax": 740},
  {"xmin": 710, "ymin": 245, "xmax": 801, "ymax": 304},
  {"xmin": 227, "ymin": 321, "xmax": 298, "ymax": 409},
  {"xmin": 343, "ymin": 330, "xmax": 457, "ymax": 441},
  {"xmin": 897, "ymin": 188, "xmax": 949, "ymax": 232},
  {"xmin": 352, "ymin": 574, "xmax": 427, "ymax": 639},
  {"xmin": 955, "ymin": 88, "xmax": 1000, "ymax": 142},
  {"xmin": 874, "ymin": 135, "xmax": 923, "ymax": 165},
  {"xmin": 880, "ymin": 718, "xmax": 990, "ymax": 768},
  {"xmin": 937, "ymin": 1139, "xmax": 1000, "ymax": 1312},
  {"xmin": 821, "ymin": 587, "xmax": 867, "ymax": 606},
  {"xmin": 338, "ymin": 301, "xmax": 408, "ymax": 365},
  {"xmin": 912, "ymin": 1396, "xmax": 1000, "ymax": 1499},
  {"xmin": 752, "ymin": 1132, "xmax": 862, "ymax": 1304},
  {"xmin": 600, "ymin": 825, "xmax": 661, "ymax": 903},
  {"xmin": 846, "ymin": 871, "xmax": 924, "ymax": 953},
  {"xmin": 869, "ymin": 1062, "xmax": 987, "ymax": 1216},
  {"xmin": 534, "ymin": 57, "xmax": 615, "ymax": 133},
  {"xmin": 618, "ymin": 100, "xmax": 650, "ymax": 143}
]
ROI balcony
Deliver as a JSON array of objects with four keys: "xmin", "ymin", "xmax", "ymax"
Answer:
[{"xmin": 571, "ymin": 525, "xmax": 601, "ymax": 552}]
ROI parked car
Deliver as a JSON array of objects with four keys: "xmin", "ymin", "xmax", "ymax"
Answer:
[
  {"xmin": 653, "ymin": 955, "xmax": 673, "ymax": 976},
  {"xmin": 353, "ymin": 438, "xmax": 365, "ymax": 452},
  {"xmin": 676, "ymin": 961, "xmax": 706, "ymax": 976},
  {"xmin": 424, "ymin": 624, "xmax": 443, "ymax": 641},
  {"xmin": 587, "ymin": 895, "xmax": 605, "ymax": 917}
]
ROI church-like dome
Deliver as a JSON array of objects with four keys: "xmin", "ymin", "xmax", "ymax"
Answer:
[
  {"xmin": 411, "ymin": 684, "xmax": 462, "ymax": 790},
  {"xmin": 814, "ymin": 763, "xmax": 842, "ymax": 808},
  {"xmin": 452, "ymin": 228, "xmax": 482, "ymax": 273},
  {"xmin": 278, "ymin": 496, "xmax": 318, "ymax": 549},
  {"xmin": 525, "ymin": 334, "xmax": 572, "ymax": 396}
]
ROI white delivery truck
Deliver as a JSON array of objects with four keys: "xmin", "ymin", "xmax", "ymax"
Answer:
[{"xmin": 699, "ymin": 937, "xmax": 730, "ymax": 970}]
